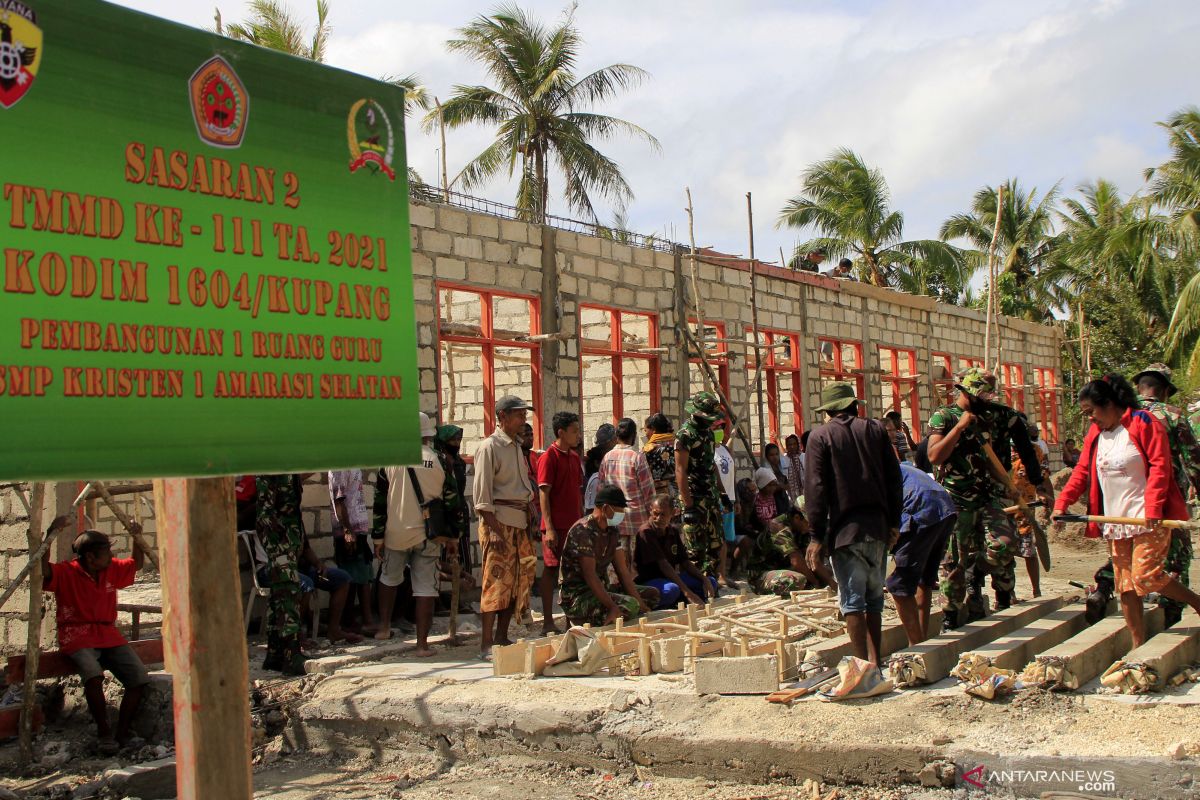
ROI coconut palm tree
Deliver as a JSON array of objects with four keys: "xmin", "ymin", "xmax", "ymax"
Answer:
[
  {"xmin": 1142, "ymin": 107, "xmax": 1200, "ymax": 372},
  {"xmin": 777, "ymin": 148, "xmax": 965, "ymax": 291},
  {"xmin": 217, "ymin": 0, "xmax": 331, "ymax": 62},
  {"xmin": 215, "ymin": 2, "xmax": 430, "ymax": 184},
  {"xmin": 939, "ymin": 179, "xmax": 1063, "ymax": 321},
  {"xmin": 434, "ymin": 5, "xmax": 660, "ymax": 224}
]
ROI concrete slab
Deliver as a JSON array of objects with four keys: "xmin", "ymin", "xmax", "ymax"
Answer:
[
  {"xmin": 888, "ymin": 595, "xmax": 1068, "ymax": 686},
  {"xmin": 694, "ymin": 655, "xmax": 778, "ymax": 695},
  {"xmin": 1026, "ymin": 607, "xmax": 1165, "ymax": 690},
  {"xmin": 1103, "ymin": 625, "xmax": 1200, "ymax": 693},
  {"xmin": 801, "ymin": 610, "xmax": 943, "ymax": 669},
  {"xmin": 955, "ymin": 604, "xmax": 1090, "ymax": 674},
  {"xmin": 103, "ymin": 757, "xmax": 176, "ymax": 800}
]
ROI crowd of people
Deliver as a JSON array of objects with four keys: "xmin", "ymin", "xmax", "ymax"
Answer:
[{"xmin": 34, "ymin": 362, "xmax": 1200, "ymax": 743}]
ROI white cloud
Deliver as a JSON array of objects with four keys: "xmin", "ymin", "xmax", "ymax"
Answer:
[{"xmin": 112, "ymin": 0, "xmax": 1198, "ymax": 261}]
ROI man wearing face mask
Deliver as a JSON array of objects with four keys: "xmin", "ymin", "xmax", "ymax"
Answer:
[
  {"xmin": 676, "ymin": 391, "xmax": 727, "ymax": 579},
  {"xmin": 558, "ymin": 484, "xmax": 660, "ymax": 625}
]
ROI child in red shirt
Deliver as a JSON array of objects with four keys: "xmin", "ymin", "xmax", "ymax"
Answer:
[{"xmin": 42, "ymin": 516, "xmax": 149, "ymax": 755}]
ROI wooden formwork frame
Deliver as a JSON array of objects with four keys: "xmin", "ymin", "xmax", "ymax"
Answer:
[{"xmin": 493, "ymin": 589, "xmax": 843, "ymax": 681}]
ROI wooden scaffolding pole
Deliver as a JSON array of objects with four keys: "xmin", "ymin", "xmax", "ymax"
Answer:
[
  {"xmin": 155, "ymin": 477, "xmax": 252, "ymax": 800},
  {"xmin": 984, "ymin": 184, "xmax": 1005, "ymax": 373},
  {"xmin": 747, "ymin": 192, "xmax": 766, "ymax": 457},
  {"xmin": 18, "ymin": 482, "xmax": 46, "ymax": 766},
  {"xmin": 684, "ymin": 187, "xmax": 711, "ymax": 393}
]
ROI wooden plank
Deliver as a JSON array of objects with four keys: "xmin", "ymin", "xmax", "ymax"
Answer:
[
  {"xmin": 19, "ymin": 482, "xmax": 46, "ymax": 765},
  {"xmin": 155, "ymin": 478, "xmax": 252, "ymax": 800},
  {"xmin": 6, "ymin": 638, "xmax": 165, "ymax": 684}
]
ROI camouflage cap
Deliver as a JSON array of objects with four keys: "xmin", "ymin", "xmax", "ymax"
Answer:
[
  {"xmin": 955, "ymin": 367, "xmax": 997, "ymax": 399},
  {"xmin": 685, "ymin": 390, "xmax": 723, "ymax": 422},
  {"xmin": 1132, "ymin": 363, "xmax": 1178, "ymax": 397}
]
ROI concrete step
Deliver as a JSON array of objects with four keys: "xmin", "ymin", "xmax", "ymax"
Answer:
[
  {"xmin": 888, "ymin": 595, "xmax": 1069, "ymax": 686},
  {"xmin": 1025, "ymin": 607, "xmax": 1165, "ymax": 690}
]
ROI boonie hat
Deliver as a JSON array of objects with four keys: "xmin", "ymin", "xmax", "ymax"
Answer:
[
  {"xmin": 815, "ymin": 381, "xmax": 859, "ymax": 412},
  {"xmin": 955, "ymin": 367, "xmax": 997, "ymax": 399},
  {"xmin": 1132, "ymin": 363, "xmax": 1178, "ymax": 397},
  {"xmin": 686, "ymin": 390, "xmax": 724, "ymax": 422}
]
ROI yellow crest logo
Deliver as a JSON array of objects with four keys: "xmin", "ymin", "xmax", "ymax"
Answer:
[{"xmin": 0, "ymin": 2, "xmax": 43, "ymax": 109}]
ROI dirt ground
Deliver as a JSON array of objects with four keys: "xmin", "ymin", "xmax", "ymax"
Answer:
[
  {"xmin": 253, "ymin": 752, "xmax": 954, "ymax": 800},
  {"xmin": 0, "ymin": 534, "xmax": 1188, "ymax": 799}
]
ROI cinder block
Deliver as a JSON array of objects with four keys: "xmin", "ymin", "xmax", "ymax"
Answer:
[
  {"xmin": 408, "ymin": 202, "xmax": 435, "ymax": 228},
  {"xmin": 453, "ymin": 237, "xmax": 483, "ymax": 260},
  {"xmin": 694, "ymin": 655, "xmax": 779, "ymax": 695}
]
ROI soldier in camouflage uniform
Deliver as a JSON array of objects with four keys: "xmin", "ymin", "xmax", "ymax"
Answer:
[
  {"xmin": 558, "ymin": 485, "xmax": 659, "ymax": 625},
  {"xmin": 675, "ymin": 391, "xmax": 726, "ymax": 578},
  {"xmin": 1134, "ymin": 364, "xmax": 1200, "ymax": 626},
  {"xmin": 257, "ymin": 473, "xmax": 307, "ymax": 674},
  {"xmin": 745, "ymin": 505, "xmax": 830, "ymax": 596},
  {"xmin": 927, "ymin": 369, "xmax": 1047, "ymax": 629}
]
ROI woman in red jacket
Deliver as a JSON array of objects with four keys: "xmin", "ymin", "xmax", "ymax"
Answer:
[{"xmin": 1054, "ymin": 373, "xmax": 1200, "ymax": 646}]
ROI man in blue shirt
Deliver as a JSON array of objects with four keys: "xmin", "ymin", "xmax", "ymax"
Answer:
[{"xmin": 887, "ymin": 463, "xmax": 958, "ymax": 645}]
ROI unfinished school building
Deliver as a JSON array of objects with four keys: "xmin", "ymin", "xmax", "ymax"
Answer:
[
  {"xmin": 411, "ymin": 194, "xmax": 1065, "ymax": 468},
  {"xmin": 0, "ymin": 193, "xmax": 1065, "ymax": 657}
]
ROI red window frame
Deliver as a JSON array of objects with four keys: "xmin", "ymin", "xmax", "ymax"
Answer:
[
  {"xmin": 1035, "ymin": 367, "xmax": 1059, "ymax": 444},
  {"xmin": 932, "ymin": 351, "xmax": 955, "ymax": 408},
  {"xmin": 746, "ymin": 328, "xmax": 803, "ymax": 444},
  {"xmin": 1002, "ymin": 363, "xmax": 1025, "ymax": 411},
  {"xmin": 818, "ymin": 337, "xmax": 865, "ymax": 416},
  {"xmin": 879, "ymin": 346, "xmax": 920, "ymax": 430},
  {"xmin": 579, "ymin": 304, "xmax": 661, "ymax": 424},
  {"xmin": 435, "ymin": 282, "xmax": 543, "ymax": 447},
  {"xmin": 689, "ymin": 318, "xmax": 730, "ymax": 399},
  {"xmin": 958, "ymin": 356, "xmax": 983, "ymax": 372}
]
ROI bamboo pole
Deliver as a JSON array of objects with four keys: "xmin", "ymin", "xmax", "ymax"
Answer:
[
  {"xmin": 435, "ymin": 97, "xmax": 450, "ymax": 202},
  {"xmin": 747, "ymin": 192, "xmax": 766, "ymax": 458},
  {"xmin": 93, "ymin": 482, "xmax": 160, "ymax": 569},
  {"xmin": 684, "ymin": 188, "xmax": 710, "ymax": 393},
  {"xmin": 19, "ymin": 482, "xmax": 47, "ymax": 766},
  {"xmin": 983, "ymin": 184, "xmax": 1005, "ymax": 371}
]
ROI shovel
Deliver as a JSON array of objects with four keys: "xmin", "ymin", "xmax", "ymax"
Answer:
[{"xmin": 982, "ymin": 443, "xmax": 1051, "ymax": 571}]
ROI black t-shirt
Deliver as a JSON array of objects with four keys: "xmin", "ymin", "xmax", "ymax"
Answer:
[{"xmin": 635, "ymin": 525, "xmax": 687, "ymax": 583}]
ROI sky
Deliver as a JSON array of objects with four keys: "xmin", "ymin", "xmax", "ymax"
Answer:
[{"xmin": 115, "ymin": 0, "xmax": 1200, "ymax": 266}]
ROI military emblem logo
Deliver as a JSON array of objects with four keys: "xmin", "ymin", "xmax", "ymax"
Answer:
[
  {"xmin": 0, "ymin": 2, "xmax": 43, "ymax": 110},
  {"xmin": 188, "ymin": 56, "xmax": 249, "ymax": 148},
  {"xmin": 347, "ymin": 98, "xmax": 395, "ymax": 180}
]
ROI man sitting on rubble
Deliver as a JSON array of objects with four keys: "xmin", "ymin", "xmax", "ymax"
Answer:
[
  {"xmin": 559, "ymin": 484, "xmax": 659, "ymax": 625},
  {"xmin": 42, "ymin": 515, "xmax": 150, "ymax": 755},
  {"xmin": 635, "ymin": 494, "xmax": 717, "ymax": 609}
]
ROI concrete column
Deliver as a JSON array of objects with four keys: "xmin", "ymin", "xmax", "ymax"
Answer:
[{"xmin": 860, "ymin": 295, "xmax": 880, "ymax": 415}]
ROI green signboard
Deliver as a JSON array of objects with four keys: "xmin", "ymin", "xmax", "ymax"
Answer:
[{"xmin": 0, "ymin": 0, "xmax": 420, "ymax": 480}]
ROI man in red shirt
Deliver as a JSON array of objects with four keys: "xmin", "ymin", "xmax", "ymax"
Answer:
[
  {"xmin": 42, "ymin": 515, "xmax": 149, "ymax": 755},
  {"xmin": 537, "ymin": 411, "xmax": 584, "ymax": 634}
]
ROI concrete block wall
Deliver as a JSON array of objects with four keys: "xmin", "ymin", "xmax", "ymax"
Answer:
[
  {"xmin": 0, "ymin": 198, "xmax": 1064, "ymax": 653},
  {"xmin": 1, "ymin": 483, "xmax": 57, "ymax": 657}
]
